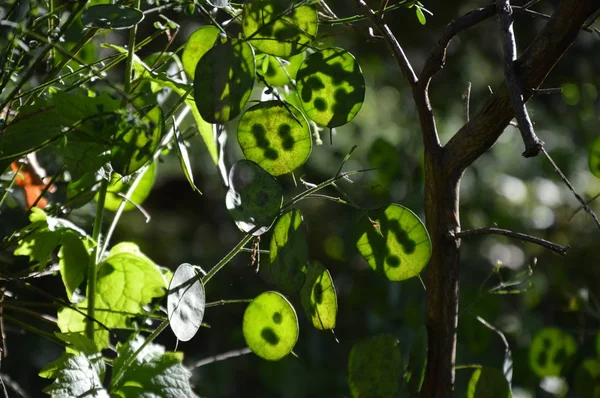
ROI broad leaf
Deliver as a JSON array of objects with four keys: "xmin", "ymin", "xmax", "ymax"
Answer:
[
  {"xmin": 574, "ymin": 358, "xmax": 600, "ymax": 398},
  {"xmin": 40, "ymin": 352, "xmax": 108, "ymax": 398},
  {"xmin": 237, "ymin": 100, "xmax": 312, "ymax": 176},
  {"xmin": 58, "ymin": 232, "xmax": 90, "ymax": 301},
  {"xmin": 268, "ymin": 209, "xmax": 308, "ymax": 293},
  {"xmin": 467, "ymin": 367, "xmax": 512, "ymax": 398},
  {"xmin": 405, "ymin": 325, "xmax": 428, "ymax": 394},
  {"xmin": 57, "ymin": 243, "xmax": 166, "ymax": 349},
  {"xmin": 243, "ymin": 291, "xmax": 298, "ymax": 361},
  {"xmin": 81, "ymin": 4, "xmax": 144, "ymax": 30},
  {"xmin": 182, "ymin": 26, "xmax": 220, "ymax": 79},
  {"xmin": 348, "ymin": 334, "xmax": 403, "ymax": 398},
  {"xmin": 112, "ymin": 337, "xmax": 198, "ymax": 397},
  {"xmin": 103, "ymin": 161, "xmax": 157, "ymax": 212},
  {"xmin": 259, "ymin": 53, "xmax": 304, "ymax": 87},
  {"xmin": 193, "ymin": 38, "xmax": 255, "ymax": 123},
  {"xmin": 296, "ymin": 48, "xmax": 365, "ymax": 127},
  {"xmin": 529, "ymin": 327, "xmax": 577, "ymax": 377},
  {"xmin": 300, "ymin": 261, "xmax": 337, "ymax": 330},
  {"xmin": 356, "ymin": 204, "xmax": 432, "ymax": 281},
  {"xmin": 167, "ymin": 263, "xmax": 205, "ymax": 342},
  {"xmin": 225, "ymin": 160, "xmax": 283, "ymax": 235},
  {"xmin": 242, "ymin": 0, "xmax": 318, "ymax": 57}
]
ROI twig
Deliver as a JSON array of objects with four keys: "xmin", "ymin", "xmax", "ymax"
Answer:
[
  {"xmin": 513, "ymin": 6, "xmax": 600, "ymax": 36},
  {"xmin": 454, "ymin": 226, "xmax": 570, "ymax": 255},
  {"xmin": 189, "ymin": 347, "xmax": 252, "ymax": 369},
  {"xmin": 355, "ymin": 0, "xmax": 418, "ymax": 87},
  {"xmin": 421, "ymin": 5, "xmax": 496, "ymax": 86},
  {"xmin": 531, "ymin": 87, "xmax": 563, "ymax": 96},
  {"xmin": 462, "ymin": 82, "xmax": 472, "ymax": 122},
  {"xmin": 542, "ymin": 148, "xmax": 600, "ymax": 230},
  {"xmin": 521, "ymin": 0, "xmax": 542, "ymax": 9},
  {"xmin": 569, "ymin": 192, "xmax": 600, "ymax": 221},
  {"xmin": 497, "ymin": 0, "xmax": 544, "ymax": 157}
]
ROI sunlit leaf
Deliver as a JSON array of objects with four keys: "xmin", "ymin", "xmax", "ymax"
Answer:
[
  {"xmin": 467, "ymin": 367, "xmax": 512, "ymax": 398},
  {"xmin": 226, "ymin": 160, "xmax": 283, "ymax": 235},
  {"xmin": 529, "ymin": 327, "xmax": 577, "ymax": 377},
  {"xmin": 356, "ymin": 204, "xmax": 432, "ymax": 281},
  {"xmin": 58, "ymin": 232, "xmax": 90, "ymax": 301},
  {"xmin": 242, "ymin": 0, "xmax": 318, "ymax": 57},
  {"xmin": 300, "ymin": 261, "xmax": 337, "ymax": 330},
  {"xmin": 405, "ymin": 325, "xmax": 428, "ymax": 394},
  {"xmin": 259, "ymin": 53, "xmax": 304, "ymax": 87},
  {"xmin": 103, "ymin": 161, "xmax": 156, "ymax": 212},
  {"xmin": 167, "ymin": 263, "xmax": 205, "ymax": 342},
  {"xmin": 193, "ymin": 38, "xmax": 255, "ymax": 123},
  {"xmin": 416, "ymin": 7, "xmax": 426, "ymax": 25},
  {"xmin": 182, "ymin": 26, "xmax": 220, "ymax": 79},
  {"xmin": 237, "ymin": 100, "xmax": 311, "ymax": 176},
  {"xmin": 111, "ymin": 106, "xmax": 164, "ymax": 176},
  {"xmin": 574, "ymin": 358, "xmax": 600, "ymax": 398},
  {"xmin": 243, "ymin": 291, "xmax": 298, "ymax": 361},
  {"xmin": 588, "ymin": 135, "xmax": 600, "ymax": 179},
  {"xmin": 173, "ymin": 124, "xmax": 202, "ymax": 194},
  {"xmin": 268, "ymin": 209, "xmax": 308, "ymax": 294},
  {"xmin": 296, "ymin": 48, "xmax": 365, "ymax": 128},
  {"xmin": 81, "ymin": 4, "xmax": 144, "ymax": 30},
  {"xmin": 348, "ymin": 334, "xmax": 403, "ymax": 398},
  {"xmin": 40, "ymin": 352, "xmax": 108, "ymax": 398},
  {"xmin": 66, "ymin": 172, "xmax": 98, "ymax": 209}
]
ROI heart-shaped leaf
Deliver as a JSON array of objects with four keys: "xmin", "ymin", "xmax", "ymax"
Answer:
[
  {"xmin": 237, "ymin": 100, "xmax": 311, "ymax": 176},
  {"xmin": 226, "ymin": 160, "xmax": 283, "ymax": 235},
  {"xmin": 296, "ymin": 48, "xmax": 365, "ymax": 128},
  {"xmin": 300, "ymin": 261, "xmax": 337, "ymax": 330},
  {"xmin": 167, "ymin": 263, "xmax": 205, "ymax": 342},
  {"xmin": 356, "ymin": 204, "xmax": 431, "ymax": 281},
  {"xmin": 81, "ymin": 5, "xmax": 144, "ymax": 30},
  {"xmin": 243, "ymin": 291, "xmax": 298, "ymax": 361},
  {"xmin": 242, "ymin": 0, "xmax": 317, "ymax": 57}
]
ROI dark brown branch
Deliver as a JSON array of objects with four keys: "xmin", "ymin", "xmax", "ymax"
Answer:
[
  {"xmin": 445, "ymin": 0, "xmax": 600, "ymax": 178},
  {"xmin": 497, "ymin": 0, "xmax": 544, "ymax": 157},
  {"xmin": 454, "ymin": 227, "xmax": 570, "ymax": 255},
  {"xmin": 514, "ymin": 6, "xmax": 600, "ymax": 36},
  {"xmin": 420, "ymin": 6, "xmax": 496, "ymax": 88}
]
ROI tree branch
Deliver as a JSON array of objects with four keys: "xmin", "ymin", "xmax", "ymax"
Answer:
[
  {"xmin": 454, "ymin": 226, "xmax": 570, "ymax": 255},
  {"xmin": 445, "ymin": 0, "xmax": 600, "ymax": 177}
]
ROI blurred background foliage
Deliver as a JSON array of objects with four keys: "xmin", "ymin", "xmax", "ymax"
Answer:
[{"xmin": 1, "ymin": 0, "xmax": 600, "ymax": 396}]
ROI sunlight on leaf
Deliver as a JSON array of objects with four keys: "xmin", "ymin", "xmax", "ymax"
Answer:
[
  {"xmin": 243, "ymin": 291, "xmax": 298, "ymax": 361},
  {"xmin": 300, "ymin": 261, "xmax": 337, "ymax": 330},
  {"xmin": 356, "ymin": 204, "xmax": 431, "ymax": 281},
  {"xmin": 103, "ymin": 161, "xmax": 156, "ymax": 212},
  {"xmin": 182, "ymin": 26, "xmax": 220, "ymax": 79},
  {"xmin": 529, "ymin": 327, "xmax": 577, "ymax": 377},
  {"xmin": 40, "ymin": 352, "xmax": 108, "ymax": 398},
  {"xmin": 467, "ymin": 367, "xmax": 512, "ymax": 398},
  {"xmin": 237, "ymin": 100, "xmax": 312, "ymax": 176},
  {"xmin": 259, "ymin": 53, "xmax": 305, "ymax": 87},
  {"xmin": 168, "ymin": 263, "xmax": 205, "ymax": 342}
]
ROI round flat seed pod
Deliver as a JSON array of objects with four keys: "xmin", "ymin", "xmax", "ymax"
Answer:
[
  {"xmin": 225, "ymin": 160, "xmax": 283, "ymax": 235},
  {"xmin": 242, "ymin": 0, "xmax": 317, "ymax": 57},
  {"xmin": 300, "ymin": 261, "xmax": 337, "ymax": 330},
  {"xmin": 167, "ymin": 263, "xmax": 205, "ymax": 342},
  {"xmin": 296, "ymin": 48, "xmax": 365, "ymax": 128},
  {"xmin": 182, "ymin": 26, "xmax": 220, "ymax": 79},
  {"xmin": 269, "ymin": 209, "xmax": 308, "ymax": 294},
  {"xmin": 243, "ymin": 291, "xmax": 298, "ymax": 361},
  {"xmin": 237, "ymin": 100, "xmax": 311, "ymax": 176},
  {"xmin": 356, "ymin": 204, "xmax": 431, "ymax": 281},
  {"xmin": 529, "ymin": 327, "xmax": 577, "ymax": 377},
  {"xmin": 194, "ymin": 39, "xmax": 255, "ymax": 123}
]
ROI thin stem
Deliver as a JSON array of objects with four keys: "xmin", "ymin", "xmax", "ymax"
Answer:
[
  {"xmin": 202, "ymin": 233, "xmax": 255, "ymax": 285},
  {"xmin": 189, "ymin": 347, "xmax": 252, "ymax": 369},
  {"xmin": 205, "ymin": 299, "xmax": 253, "ymax": 307},
  {"xmin": 0, "ymin": 163, "xmax": 22, "ymax": 211},
  {"xmin": 86, "ymin": 177, "xmax": 109, "ymax": 340},
  {"xmin": 121, "ymin": 0, "xmax": 140, "ymax": 109}
]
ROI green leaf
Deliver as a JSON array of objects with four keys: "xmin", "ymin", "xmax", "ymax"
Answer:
[
  {"xmin": 173, "ymin": 123, "xmax": 202, "ymax": 194},
  {"xmin": 0, "ymin": 92, "xmax": 120, "ymax": 161},
  {"xmin": 40, "ymin": 352, "xmax": 109, "ymax": 397},
  {"xmin": 356, "ymin": 204, "xmax": 432, "ymax": 281},
  {"xmin": 208, "ymin": 0, "xmax": 229, "ymax": 9},
  {"xmin": 467, "ymin": 367, "xmax": 512, "ymax": 398},
  {"xmin": 167, "ymin": 263, "xmax": 205, "ymax": 342},
  {"xmin": 225, "ymin": 160, "xmax": 283, "ymax": 235},
  {"xmin": 81, "ymin": 4, "xmax": 144, "ymax": 30},
  {"xmin": 57, "ymin": 243, "xmax": 166, "ymax": 349},
  {"xmin": 529, "ymin": 327, "xmax": 577, "ymax": 377},
  {"xmin": 182, "ymin": 26, "xmax": 220, "ymax": 79},
  {"xmin": 111, "ymin": 106, "xmax": 164, "ymax": 176},
  {"xmin": 296, "ymin": 48, "xmax": 365, "ymax": 128},
  {"xmin": 112, "ymin": 337, "xmax": 198, "ymax": 397},
  {"xmin": 243, "ymin": 291, "xmax": 299, "ymax": 361},
  {"xmin": 103, "ymin": 161, "xmax": 157, "ymax": 212},
  {"xmin": 416, "ymin": 7, "xmax": 426, "ymax": 25},
  {"xmin": 54, "ymin": 332, "xmax": 98, "ymax": 355},
  {"xmin": 405, "ymin": 325, "xmax": 428, "ymax": 394},
  {"xmin": 59, "ymin": 232, "xmax": 90, "ymax": 301},
  {"xmin": 259, "ymin": 53, "xmax": 305, "ymax": 87},
  {"xmin": 237, "ymin": 100, "xmax": 311, "ymax": 176},
  {"xmin": 193, "ymin": 38, "xmax": 255, "ymax": 123},
  {"xmin": 268, "ymin": 209, "xmax": 308, "ymax": 294},
  {"xmin": 574, "ymin": 358, "xmax": 600, "ymax": 398},
  {"xmin": 588, "ymin": 135, "xmax": 600, "ymax": 178},
  {"xmin": 348, "ymin": 334, "xmax": 403, "ymax": 398},
  {"xmin": 300, "ymin": 261, "xmax": 337, "ymax": 330},
  {"xmin": 242, "ymin": 0, "xmax": 318, "ymax": 57},
  {"xmin": 66, "ymin": 172, "xmax": 98, "ymax": 209}
]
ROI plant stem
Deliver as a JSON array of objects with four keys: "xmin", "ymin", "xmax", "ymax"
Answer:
[
  {"xmin": 121, "ymin": 0, "xmax": 141, "ymax": 109},
  {"xmin": 0, "ymin": 163, "xmax": 22, "ymax": 211},
  {"xmin": 202, "ymin": 233, "xmax": 255, "ymax": 285},
  {"xmin": 86, "ymin": 177, "xmax": 108, "ymax": 340}
]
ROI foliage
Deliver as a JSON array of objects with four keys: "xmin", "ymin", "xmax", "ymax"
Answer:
[{"xmin": 0, "ymin": 0, "xmax": 599, "ymax": 396}]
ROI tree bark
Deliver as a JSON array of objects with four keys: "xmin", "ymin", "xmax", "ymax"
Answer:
[{"xmin": 421, "ymin": 1, "xmax": 600, "ymax": 397}]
